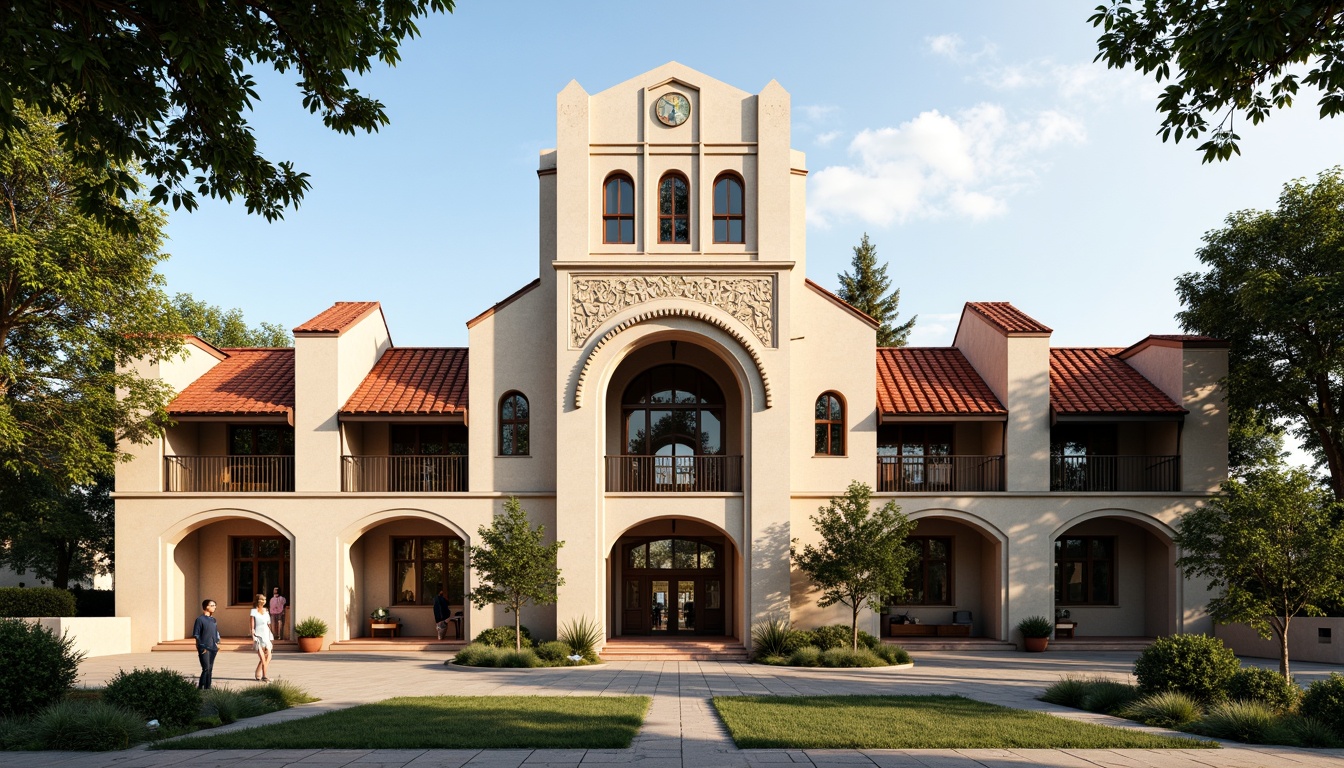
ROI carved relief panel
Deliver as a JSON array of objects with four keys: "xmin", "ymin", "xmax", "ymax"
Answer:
[{"xmin": 570, "ymin": 275, "xmax": 774, "ymax": 348}]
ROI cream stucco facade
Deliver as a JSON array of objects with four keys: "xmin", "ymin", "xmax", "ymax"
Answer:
[{"xmin": 114, "ymin": 64, "xmax": 1227, "ymax": 652}]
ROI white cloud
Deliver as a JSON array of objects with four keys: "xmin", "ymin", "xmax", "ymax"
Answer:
[
  {"xmin": 814, "ymin": 130, "xmax": 842, "ymax": 147},
  {"xmin": 926, "ymin": 34, "xmax": 963, "ymax": 59},
  {"xmin": 799, "ymin": 104, "xmax": 839, "ymax": 122},
  {"xmin": 809, "ymin": 104, "xmax": 1086, "ymax": 228},
  {"xmin": 981, "ymin": 59, "xmax": 1154, "ymax": 104}
]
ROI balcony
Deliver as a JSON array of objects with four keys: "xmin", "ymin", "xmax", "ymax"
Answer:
[
  {"xmin": 877, "ymin": 455, "xmax": 1004, "ymax": 493},
  {"xmin": 342, "ymin": 455, "xmax": 468, "ymax": 492},
  {"xmin": 605, "ymin": 455, "xmax": 742, "ymax": 493},
  {"xmin": 1050, "ymin": 455, "xmax": 1180, "ymax": 492},
  {"xmin": 164, "ymin": 456, "xmax": 294, "ymax": 492}
]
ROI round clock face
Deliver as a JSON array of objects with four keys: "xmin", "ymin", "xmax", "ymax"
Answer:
[{"xmin": 655, "ymin": 92, "xmax": 690, "ymax": 127}]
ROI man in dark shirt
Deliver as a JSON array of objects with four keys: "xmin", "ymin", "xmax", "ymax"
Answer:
[
  {"xmin": 192, "ymin": 598, "xmax": 221, "ymax": 689},
  {"xmin": 433, "ymin": 589, "xmax": 451, "ymax": 640}
]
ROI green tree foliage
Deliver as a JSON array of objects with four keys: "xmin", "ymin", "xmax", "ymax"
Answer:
[
  {"xmin": 1175, "ymin": 167, "xmax": 1344, "ymax": 499},
  {"xmin": 0, "ymin": 472, "xmax": 112, "ymax": 589},
  {"xmin": 836, "ymin": 233, "xmax": 915, "ymax": 347},
  {"xmin": 1175, "ymin": 466, "xmax": 1344, "ymax": 679},
  {"xmin": 1091, "ymin": 2, "xmax": 1344, "ymax": 162},
  {"xmin": 790, "ymin": 481, "xmax": 917, "ymax": 651},
  {"xmin": 468, "ymin": 497, "xmax": 564, "ymax": 651},
  {"xmin": 0, "ymin": 103, "xmax": 181, "ymax": 488},
  {"xmin": 171, "ymin": 293, "xmax": 291, "ymax": 348},
  {"xmin": 0, "ymin": 0, "xmax": 455, "ymax": 225}
]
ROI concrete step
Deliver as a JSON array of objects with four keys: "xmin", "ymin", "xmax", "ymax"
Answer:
[
  {"xmin": 329, "ymin": 638, "xmax": 465, "ymax": 652},
  {"xmin": 153, "ymin": 638, "xmax": 299, "ymax": 653},
  {"xmin": 1052, "ymin": 638, "xmax": 1154, "ymax": 652},
  {"xmin": 601, "ymin": 637, "xmax": 750, "ymax": 662},
  {"xmin": 886, "ymin": 638, "xmax": 1017, "ymax": 652}
]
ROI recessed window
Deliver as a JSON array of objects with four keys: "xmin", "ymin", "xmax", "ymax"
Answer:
[
  {"xmin": 499, "ymin": 391, "xmax": 530, "ymax": 456},
  {"xmin": 231, "ymin": 536, "xmax": 288, "ymax": 606},
  {"xmin": 392, "ymin": 536, "xmax": 464, "ymax": 606},
  {"xmin": 900, "ymin": 537, "xmax": 953, "ymax": 605},
  {"xmin": 658, "ymin": 172, "xmax": 689, "ymax": 244},
  {"xmin": 1055, "ymin": 536, "xmax": 1116, "ymax": 605},
  {"xmin": 603, "ymin": 173, "xmax": 635, "ymax": 244},
  {"xmin": 229, "ymin": 425, "xmax": 294, "ymax": 455},
  {"xmin": 713, "ymin": 173, "xmax": 744, "ymax": 243},
  {"xmin": 814, "ymin": 393, "xmax": 845, "ymax": 455}
]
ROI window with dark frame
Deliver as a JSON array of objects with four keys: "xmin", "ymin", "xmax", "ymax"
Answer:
[
  {"xmin": 1055, "ymin": 536, "xmax": 1116, "ymax": 605},
  {"xmin": 713, "ymin": 174, "xmax": 745, "ymax": 243},
  {"xmin": 878, "ymin": 424, "xmax": 953, "ymax": 486},
  {"xmin": 625, "ymin": 538, "xmax": 720, "ymax": 571},
  {"xmin": 499, "ymin": 392, "xmax": 529, "ymax": 456},
  {"xmin": 658, "ymin": 173, "xmax": 690, "ymax": 244},
  {"xmin": 392, "ymin": 536, "xmax": 465, "ymax": 606},
  {"xmin": 899, "ymin": 536, "xmax": 952, "ymax": 605},
  {"xmin": 390, "ymin": 424, "xmax": 467, "ymax": 456},
  {"xmin": 231, "ymin": 536, "xmax": 289, "ymax": 606},
  {"xmin": 814, "ymin": 393, "xmax": 845, "ymax": 455},
  {"xmin": 229, "ymin": 425, "xmax": 294, "ymax": 455},
  {"xmin": 603, "ymin": 174, "xmax": 635, "ymax": 244}
]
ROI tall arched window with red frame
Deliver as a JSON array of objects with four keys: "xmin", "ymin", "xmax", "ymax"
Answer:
[
  {"xmin": 815, "ymin": 392, "xmax": 845, "ymax": 456},
  {"xmin": 603, "ymin": 173, "xmax": 635, "ymax": 244},
  {"xmin": 713, "ymin": 173, "xmax": 744, "ymax": 243},
  {"xmin": 658, "ymin": 172, "xmax": 690, "ymax": 243}
]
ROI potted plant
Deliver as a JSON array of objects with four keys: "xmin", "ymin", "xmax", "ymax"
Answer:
[
  {"xmin": 1017, "ymin": 615, "xmax": 1053, "ymax": 652},
  {"xmin": 294, "ymin": 617, "xmax": 328, "ymax": 653}
]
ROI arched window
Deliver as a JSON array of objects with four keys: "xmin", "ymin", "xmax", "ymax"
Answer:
[
  {"xmin": 815, "ymin": 392, "xmax": 845, "ymax": 455},
  {"xmin": 603, "ymin": 174, "xmax": 635, "ymax": 244},
  {"xmin": 621, "ymin": 365, "xmax": 725, "ymax": 490},
  {"xmin": 712, "ymin": 173, "xmax": 744, "ymax": 243},
  {"xmin": 499, "ymin": 392, "xmax": 529, "ymax": 456},
  {"xmin": 658, "ymin": 172, "xmax": 690, "ymax": 244}
]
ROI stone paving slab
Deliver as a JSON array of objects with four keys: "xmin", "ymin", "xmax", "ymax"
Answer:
[{"xmin": 0, "ymin": 651, "xmax": 1338, "ymax": 767}]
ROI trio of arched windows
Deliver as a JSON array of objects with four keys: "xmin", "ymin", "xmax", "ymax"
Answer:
[
  {"xmin": 497, "ymin": 387, "xmax": 846, "ymax": 457},
  {"xmin": 603, "ymin": 172, "xmax": 745, "ymax": 245}
]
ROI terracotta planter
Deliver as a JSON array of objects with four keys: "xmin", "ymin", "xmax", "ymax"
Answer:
[
  {"xmin": 297, "ymin": 636, "xmax": 324, "ymax": 653},
  {"xmin": 1023, "ymin": 636, "xmax": 1050, "ymax": 653}
]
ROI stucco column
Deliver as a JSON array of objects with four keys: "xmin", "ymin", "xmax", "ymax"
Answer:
[{"xmin": 1006, "ymin": 519, "xmax": 1055, "ymax": 648}]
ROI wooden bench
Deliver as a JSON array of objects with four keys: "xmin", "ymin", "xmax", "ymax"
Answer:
[
  {"xmin": 369, "ymin": 620, "xmax": 401, "ymax": 638},
  {"xmin": 1055, "ymin": 621, "xmax": 1077, "ymax": 639},
  {"xmin": 888, "ymin": 623, "xmax": 970, "ymax": 637}
]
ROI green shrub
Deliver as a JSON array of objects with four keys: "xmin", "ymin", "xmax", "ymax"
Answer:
[
  {"xmin": 0, "ymin": 716, "xmax": 35, "ymax": 750},
  {"xmin": 787, "ymin": 646, "xmax": 822, "ymax": 667},
  {"xmin": 496, "ymin": 649, "xmax": 542, "ymax": 668},
  {"xmin": 872, "ymin": 644, "xmax": 911, "ymax": 665},
  {"xmin": 804, "ymin": 624, "xmax": 850, "ymax": 650},
  {"xmin": 29, "ymin": 699, "xmax": 83, "ymax": 749},
  {"xmin": 819, "ymin": 648, "xmax": 885, "ymax": 667},
  {"xmin": 201, "ymin": 688, "xmax": 242, "ymax": 724},
  {"xmin": 70, "ymin": 588, "xmax": 115, "ymax": 617},
  {"xmin": 758, "ymin": 654, "xmax": 789, "ymax": 666},
  {"xmin": 1016, "ymin": 615, "xmax": 1054, "ymax": 638},
  {"xmin": 294, "ymin": 617, "xmax": 328, "ymax": 638},
  {"xmin": 452, "ymin": 643, "xmax": 501, "ymax": 667},
  {"xmin": 1133, "ymin": 634, "xmax": 1239, "ymax": 702},
  {"xmin": 1278, "ymin": 715, "xmax": 1343, "ymax": 748},
  {"xmin": 1301, "ymin": 672, "xmax": 1344, "ymax": 736},
  {"xmin": 191, "ymin": 715, "xmax": 223, "ymax": 730},
  {"xmin": 1226, "ymin": 667, "xmax": 1302, "ymax": 714},
  {"xmin": 1080, "ymin": 680, "xmax": 1140, "ymax": 715},
  {"xmin": 474, "ymin": 625, "xmax": 532, "ymax": 648},
  {"xmin": 535, "ymin": 640, "xmax": 573, "ymax": 664},
  {"xmin": 0, "ymin": 618, "xmax": 82, "ymax": 717},
  {"xmin": 26, "ymin": 699, "xmax": 146, "ymax": 751},
  {"xmin": 557, "ymin": 616, "xmax": 602, "ymax": 661},
  {"xmin": 102, "ymin": 668, "xmax": 201, "ymax": 727},
  {"xmin": 0, "ymin": 587, "xmax": 76, "ymax": 618},
  {"xmin": 751, "ymin": 618, "xmax": 801, "ymax": 658},
  {"xmin": 79, "ymin": 701, "xmax": 149, "ymax": 751},
  {"xmin": 1196, "ymin": 699, "xmax": 1279, "ymax": 743},
  {"xmin": 1121, "ymin": 691, "xmax": 1204, "ymax": 728},
  {"xmin": 1040, "ymin": 675, "xmax": 1093, "ymax": 709},
  {"xmin": 241, "ymin": 679, "xmax": 314, "ymax": 709}
]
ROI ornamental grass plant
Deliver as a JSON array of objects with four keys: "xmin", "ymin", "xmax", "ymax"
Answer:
[{"xmin": 1120, "ymin": 691, "xmax": 1204, "ymax": 728}]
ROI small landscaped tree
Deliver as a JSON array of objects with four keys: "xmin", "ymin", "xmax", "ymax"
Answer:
[
  {"xmin": 1176, "ymin": 465, "xmax": 1344, "ymax": 680},
  {"xmin": 468, "ymin": 497, "xmax": 564, "ymax": 651},
  {"xmin": 791, "ymin": 481, "xmax": 917, "ymax": 652}
]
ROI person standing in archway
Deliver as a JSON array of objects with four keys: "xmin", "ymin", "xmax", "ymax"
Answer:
[{"xmin": 268, "ymin": 587, "xmax": 288, "ymax": 639}]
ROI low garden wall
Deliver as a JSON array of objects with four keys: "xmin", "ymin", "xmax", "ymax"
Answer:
[
  {"xmin": 1214, "ymin": 618, "xmax": 1344, "ymax": 665},
  {"xmin": 26, "ymin": 617, "xmax": 131, "ymax": 658}
]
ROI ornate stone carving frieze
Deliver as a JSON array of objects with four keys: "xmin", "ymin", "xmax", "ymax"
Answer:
[{"xmin": 570, "ymin": 275, "xmax": 774, "ymax": 347}]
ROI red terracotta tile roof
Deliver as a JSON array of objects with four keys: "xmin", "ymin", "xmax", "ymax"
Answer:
[
  {"xmin": 966, "ymin": 302, "xmax": 1052, "ymax": 334},
  {"xmin": 294, "ymin": 302, "xmax": 381, "ymax": 334},
  {"xmin": 1050, "ymin": 348, "xmax": 1185, "ymax": 415},
  {"xmin": 168, "ymin": 349, "xmax": 295, "ymax": 418},
  {"xmin": 805, "ymin": 279, "xmax": 879, "ymax": 327},
  {"xmin": 341, "ymin": 348, "xmax": 469, "ymax": 416},
  {"xmin": 876, "ymin": 348, "xmax": 1006, "ymax": 416}
]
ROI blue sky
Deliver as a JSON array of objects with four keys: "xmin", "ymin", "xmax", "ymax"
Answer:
[{"xmin": 161, "ymin": 1, "xmax": 1343, "ymax": 351}]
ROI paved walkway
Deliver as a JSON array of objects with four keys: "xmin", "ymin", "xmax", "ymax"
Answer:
[{"xmin": 2, "ymin": 650, "xmax": 1340, "ymax": 767}]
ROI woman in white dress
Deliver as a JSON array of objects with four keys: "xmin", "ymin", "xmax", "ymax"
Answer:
[{"xmin": 250, "ymin": 593, "xmax": 273, "ymax": 681}]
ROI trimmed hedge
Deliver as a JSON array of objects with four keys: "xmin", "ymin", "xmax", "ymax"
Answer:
[
  {"xmin": 1301, "ymin": 673, "xmax": 1344, "ymax": 736},
  {"xmin": 0, "ymin": 587, "xmax": 76, "ymax": 618},
  {"xmin": 0, "ymin": 618, "xmax": 82, "ymax": 717},
  {"xmin": 1133, "ymin": 633, "xmax": 1238, "ymax": 703},
  {"xmin": 473, "ymin": 625, "xmax": 532, "ymax": 648},
  {"xmin": 103, "ymin": 668, "xmax": 201, "ymax": 727}
]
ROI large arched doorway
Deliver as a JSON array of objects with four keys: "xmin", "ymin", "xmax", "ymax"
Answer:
[
  {"xmin": 1052, "ymin": 512, "xmax": 1176, "ymax": 638},
  {"xmin": 610, "ymin": 518, "xmax": 739, "ymax": 637},
  {"xmin": 884, "ymin": 512, "xmax": 1006, "ymax": 640},
  {"xmin": 342, "ymin": 513, "xmax": 467, "ymax": 640}
]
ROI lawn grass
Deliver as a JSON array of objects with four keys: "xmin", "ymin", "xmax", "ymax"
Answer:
[
  {"xmin": 154, "ymin": 696, "xmax": 650, "ymax": 750},
  {"xmin": 711, "ymin": 695, "xmax": 1220, "ymax": 750}
]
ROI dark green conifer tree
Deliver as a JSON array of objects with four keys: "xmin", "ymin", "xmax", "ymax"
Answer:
[{"xmin": 836, "ymin": 233, "xmax": 915, "ymax": 347}]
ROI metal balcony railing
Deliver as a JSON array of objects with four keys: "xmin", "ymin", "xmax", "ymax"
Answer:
[
  {"xmin": 164, "ymin": 456, "xmax": 295, "ymax": 492},
  {"xmin": 605, "ymin": 455, "xmax": 743, "ymax": 492},
  {"xmin": 342, "ymin": 455, "xmax": 468, "ymax": 492},
  {"xmin": 877, "ymin": 455, "xmax": 1004, "ymax": 492},
  {"xmin": 1050, "ymin": 455, "xmax": 1180, "ymax": 492}
]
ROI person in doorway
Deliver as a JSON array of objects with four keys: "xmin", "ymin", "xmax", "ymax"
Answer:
[
  {"xmin": 651, "ymin": 600, "xmax": 664, "ymax": 630},
  {"xmin": 433, "ymin": 589, "xmax": 451, "ymax": 640},
  {"xmin": 250, "ymin": 593, "xmax": 274, "ymax": 681},
  {"xmin": 192, "ymin": 599, "xmax": 220, "ymax": 689},
  {"xmin": 268, "ymin": 587, "xmax": 288, "ymax": 639},
  {"xmin": 682, "ymin": 600, "xmax": 695, "ymax": 629}
]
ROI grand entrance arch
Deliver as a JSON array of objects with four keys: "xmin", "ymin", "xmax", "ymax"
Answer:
[{"xmin": 609, "ymin": 518, "xmax": 740, "ymax": 637}]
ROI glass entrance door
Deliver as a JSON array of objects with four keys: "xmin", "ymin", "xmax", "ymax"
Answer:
[
  {"xmin": 650, "ymin": 580, "xmax": 670, "ymax": 634},
  {"xmin": 675, "ymin": 580, "xmax": 696, "ymax": 634}
]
